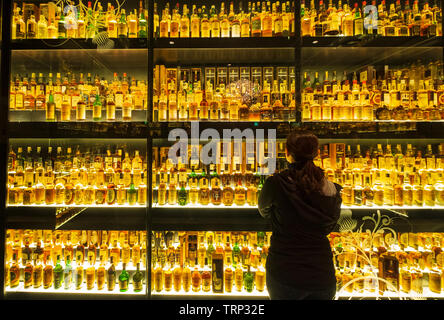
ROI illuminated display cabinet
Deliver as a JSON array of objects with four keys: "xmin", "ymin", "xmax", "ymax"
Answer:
[{"xmin": 1, "ymin": 0, "xmax": 444, "ymax": 300}]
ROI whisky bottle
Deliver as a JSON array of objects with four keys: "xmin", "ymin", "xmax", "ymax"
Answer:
[
  {"xmin": 43, "ymin": 258, "xmax": 54, "ymax": 289},
  {"xmin": 63, "ymin": 256, "xmax": 73, "ymax": 290},
  {"xmin": 234, "ymin": 179, "xmax": 246, "ymax": 206},
  {"xmin": 180, "ymin": 5, "xmax": 191, "ymax": 38},
  {"xmin": 107, "ymin": 256, "xmax": 116, "ymax": 291},
  {"xmin": 182, "ymin": 259, "xmax": 191, "ymax": 292},
  {"xmin": 210, "ymin": 5, "xmax": 221, "ymax": 38},
  {"xmin": 231, "ymin": 2, "xmax": 241, "ymax": 37},
  {"xmin": 234, "ymin": 264, "xmax": 243, "ymax": 292},
  {"xmin": 53, "ymin": 255, "xmax": 64, "ymax": 289},
  {"xmin": 132, "ymin": 263, "xmax": 143, "ymax": 292},
  {"xmin": 200, "ymin": 90, "xmax": 209, "ymax": 120},
  {"xmin": 119, "ymin": 263, "xmax": 129, "ymax": 292},
  {"xmin": 33, "ymin": 258, "xmax": 43, "ymax": 288},
  {"xmin": 201, "ymin": 263, "xmax": 212, "ymax": 292},
  {"xmin": 200, "ymin": 6, "xmax": 211, "ymax": 38},
  {"xmin": 9, "ymin": 253, "xmax": 20, "ymax": 288},
  {"xmin": 118, "ymin": 10, "xmax": 128, "ymax": 38},
  {"xmin": 172, "ymin": 264, "xmax": 183, "ymax": 292},
  {"xmin": 92, "ymin": 94, "xmax": 102, "ymax": 121},
  {"xmin": 191, "ymin": 265, "xmax": 202, "ymax": 292},
  {"xmin": 23, "ymin": 259, "xmax": 33, "ymax": 289},
  {"xmin": 220, "ymin": 3, "xmax": 230, "ymax": 38}
]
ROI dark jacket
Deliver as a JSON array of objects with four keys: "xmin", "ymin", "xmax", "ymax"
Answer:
[{"xmin": 258, "ymin": 166, "xmax": 342, "ymax": 291}]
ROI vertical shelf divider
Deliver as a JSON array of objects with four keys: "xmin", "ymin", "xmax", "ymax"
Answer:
[
  {"xmin": 0, "ymin": 0, "xmax": 13, "ymax": 300},
  {"xmin": 147, "ymin": 0, "xmax": 155, "ymax": 300},
  {"xmin": 295, "ymin": 0, "xmax": 302, "ymax": 125}
]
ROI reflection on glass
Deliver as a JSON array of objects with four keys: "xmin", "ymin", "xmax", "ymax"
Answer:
[
  {"xmin": 11, "ymin": 1, "xmax": 148, "ymax": 40},
  {"xmin": 301, "ymin": 0, "xmax": 442, "ymax": 38}
]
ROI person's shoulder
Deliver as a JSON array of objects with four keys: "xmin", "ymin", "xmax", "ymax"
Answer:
[
  {"xmin": 265, "ymin": 170, "xmax": 289, "ymax": 183},
  {"xmin": 321, "ymin": 179, "xmax": 340, "ymax": 197}
]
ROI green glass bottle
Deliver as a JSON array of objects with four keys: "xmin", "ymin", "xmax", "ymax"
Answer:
[
  {"xmin": 46, "ymin": 92, "xmax": 56, "ymax": 121},
  {"xmin": 132, "ymin": 263, "xmax": 143, "ymax": 292},
  {"xmin": 257, "ymin": 232, "xmax": 265, "ymax": 248},
  {"xmin": 256, "ymin": 175, "xmax": 264, "ymax": 203},
  {"xmin": 138, "ymin": 7, "xmax": 147, "ymax": 38},
  {"xmin": 118, "ymin": 10, "xmax": 128, "ymax": 38},
  {"xmin": 119, "ymin": 263, "xmax": 129, "ymax": 292},
  {"xmin": 178, "ymin": 186, "xmax": 188, "ymax": 206},
  {"xmin": 58, "ymin": 12, "xmax": 66, "ymax": 39},
  {"xmin": 53, "ymin": 255, "xmax": 64, "ymax": 289},
  {"xmin": 232, "ymin": 241, "xmax": 241, "ymax": 267},
  {"xmin": 206, "ymin": 236, "xmax": 215, "ymax": 266},
  {"xmin": 93, "ymin": 94, "xmax": 102, "ymax": 121},
  {"xmin": 127, "ymin": 176, "xmax": 137, "ymax": 205},
  {"xmin": 244, "ymin": 265, "xmax": 254, "ymax": 293}
]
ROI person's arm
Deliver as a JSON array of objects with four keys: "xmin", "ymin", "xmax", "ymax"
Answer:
[{"xmin": 258, "ymin": 175, "xmax": 275, "ymax": 219}]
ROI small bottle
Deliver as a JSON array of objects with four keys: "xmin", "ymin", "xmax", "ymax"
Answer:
[
  {"xmin": 127, "ymin": 176, "xmax": 138, "ymax": 205},
  {"xmin": 106, "ymin": 94, "xmax": 116, "ymax": 121},
  {"xmin": 119, "ymin": 263, "xmax": 129, "ymax": 292},
  {"xmin": 43, "ymin": 258, "xmax": 54, "ymax": 289},
  {"xmin": 53, "ymin": 255, "xmax": 64, "ymax": 289},
  {"xmin": 234, "ymin": 264, "xmax": 243, "ymax": 292},
  {"xmin": 93, "ymin": 94, "xmax": 102, "ymax": 121},
  {"xmin": 182, "ymin": 260, "xmax": 191, "ymax": 292},
  {"xmin": 191, "ymin": 266, "xmax": 202, "ymax": 292},
  {"xmin": 75, "ymin": 262, "xmax": 84, "ymax": 290},
  {"xmin": 243, "ymin": 265, "xmax": 254, "ymax": 293},
  {"xmin": 96, "ymin": 259, "xmax": 106, "ymax": 290},
  {"xmin": 27, "ymin": 15, "xmax": 37, "ymax": 39},
  {"xmin": 86, "ymin": 256, "xmax": 95, "ymax": 290},
  {"xmin": 76, "ymin": 97, "xmax": 86, "ymax": 121},
  {"xmin": 37, "ymin": 15, "xmax": 48, "ymax": 39},
  {"xmin": 132, "ymin": 263, "xmax": 143, "ymax": 292},
  {"xmin": 46, "ymin": 92, "xmax": 56, "ymax": 121},
  {"xmin": 164, "ymin": 264, "xmax": 173, "ymax": 292},
  {"xmin": 107, "ymin": 256, "xmax": 116, "ymax": 291},
  {"xmin": 64, "ymin": 255, "xmax": 73, "ymax": 290},
  {"xmin": 60, "ymin": 96, "xmax": 71, "ymax": 121},
  {"xmin": 122, "ymin": 96, "xmax": 132, "ymax": 121},
  {"xmin": 33, "ymin": 259, "xmax": 43, "ymax": 288},
  {"xmin": 154, "ymin": 262, "xmax": 164, "ymax": 292},
  {"xmin": 23, "ymin": 259, "xmax": 34, "ymax": 289},
  {"xmin": 9, "ymin": 253, "xmax": 20, "ymax": 288}
]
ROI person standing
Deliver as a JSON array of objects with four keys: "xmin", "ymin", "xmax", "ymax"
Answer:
[{"xmin": 258, "ymin": 131, "xmax": 342, "ymax": 300}]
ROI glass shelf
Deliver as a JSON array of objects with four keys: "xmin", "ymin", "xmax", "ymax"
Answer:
[
  {"xmin": 11, "ymin": 38, "xmax": 148, "ymax": 50},
  {"xmin": 302, "ymin": 36, "xmax": 444, "ymax": 48},
  {"xmin": 5, "ymin": 283, "xmax": 146, "ymax": 296}
]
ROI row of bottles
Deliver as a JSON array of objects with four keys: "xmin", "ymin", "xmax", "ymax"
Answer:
[
  {"xmin": 302, "ymin": 61, "xmax": 444, "ymax": 122},
  {"xmin": 7, "ymin": 145, "xmax": 147, "ymax": 206},
  {"xmin": 8, "ymin": 229, "xmax": 444, "ymax": 296},
  {"xmin": 12, "ymin": 1, "xmax": 147, "ymax": 40},
  {"xmin": 330, "ymin": 231, "xmax": 444, "ymax": 295},
  {"xmin": 154, "ymin": 65, "xmax": 296, "ymax": 122},
  {"xmin": 317, "ymin": 142, "xmax": 444, "ymax": 207},
  {"xmin": 151, "ymin": 231, "xmax": 270, "ymax": 294},
  {"xmin": 10, "ymin": 72, "xmax": 147, "ymax": 122},
  {"xmin": 7, "ymin": 141, "xmax": 444, "ymax": 208},
  {"xmin": 151, "ymin": 142, "xmax": 278, "ymax": 207},
  {"xmin": 155, "ymin": 1, "xmax": 295, "ymax": 38},
  {"xmin": 301, "ymin": 0, "xmax": 442, "ymax": 37},
  {"xmin": 11, "ymin": 0, "xmax": 444, "ymax": 41},
  {"xmin": 5, "ymin": 229, "xmax": 146, "ymax": 292}
]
